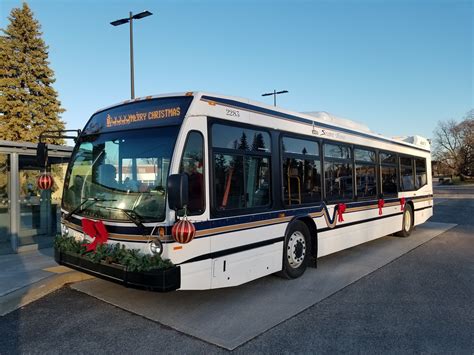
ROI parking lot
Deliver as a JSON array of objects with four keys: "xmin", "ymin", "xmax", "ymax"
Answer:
[{"xmin": 0, "ymin": 188, "xmax": 473, "ymax": 353}]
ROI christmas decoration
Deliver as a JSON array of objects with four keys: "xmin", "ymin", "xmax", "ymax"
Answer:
[
  {"xmin": 81, "ymin": 219, "xmax": 109, "ymax": 252},
  {"xmin": 400, "ymin": 197, "xmax": 406, "ymax": 211},
  {"xmin": 37, "ymin": 173, "xmax": 54, "ymax": 190},
  {"xmin": 337, "ymin": 203, "xmax": 346, "ymax": 222},
  {"xmin": 378, "ymin": 199, "xmax": 385, "ymax": 215},
  {"xmin": 172, "ymin": 215, "xmax": 196, "ymax": 244}
]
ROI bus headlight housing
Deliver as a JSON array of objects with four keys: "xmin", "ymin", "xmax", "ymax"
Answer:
[{"xmin": 149, "ymin": 240, "xmax": 163, "ymax": 255}]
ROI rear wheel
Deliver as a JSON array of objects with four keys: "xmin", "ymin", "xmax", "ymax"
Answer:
[
  {"xmin": 279, "ymin": 220, "xmax": 311, "ymax": 279},
  {"xmin": 395, "ymin": 204, "xmax": 414, "ymax": 237}
]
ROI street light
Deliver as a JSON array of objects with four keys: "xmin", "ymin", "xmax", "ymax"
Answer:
[
  {"xmin": 262, "ymin": 90, "xmax": 289, "ymax": 106},
  {"xmin": 111, "ymin": 10, "xmax": 153, "ymax": 99}
]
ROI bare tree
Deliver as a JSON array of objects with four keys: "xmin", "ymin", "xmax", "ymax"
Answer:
[{"xmin": 433, "ymin": 111, "xmax": 474, "ymax": 178}]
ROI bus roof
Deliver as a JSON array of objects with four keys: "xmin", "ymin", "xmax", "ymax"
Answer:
[{"xmin": 93, "ymin": 91, "xmax": 430, "ymax": 152}]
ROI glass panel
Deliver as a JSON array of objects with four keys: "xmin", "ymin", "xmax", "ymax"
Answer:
[
  {"xmin": 381, "ymin": 166, "xmax": 398, "ymax": 195},
  {"xmin": 355, "ymin": 164, "xmax": 377, "ymax": 199},
  {"xmin": 380, "ymin": 152, "xmax": 397, "ymax": 165},
  {"xmin": 19, "ymin": 155, "xmax": 57, "ymax": 247},
  {"xmin": 214, "ymin": 154, "xmax": 245, "ymax": 210},
  {"xmin": 50, "ymin": 156, "xmax": 69, "ymax": 242},
  {"xmin": 324, "ymin": 161, "xmax": 353, "ymax": 201},
  {"xmin": 324, "ymin": 144, "xmax": 351, "ymax": 159},
  {"xmin": 415, "ymin": 158, "xmax": 427, "ymax": 189},
  {"xmin": 179, "ymin": 132, "xmax": 204, "ymax": 214},
  {"xmin": 400, "ymin": 157, "xmax": 412, "ymax": 167},
  {"xmin": 0, "ymin": 154, "xmax": 11, "ymax": 254},
  {"xmin": 400, "ymin": 157, "xmax": 414, "ymax": 191},
  {"xmin": 282, "ymin": 137, "xmax": 319, "ymax": 156},
  {"xmin": 212, "ymin": 124, "xmax": 271, "ymax": 152},
  {"xmin": 246, "ymin": 156, "xmax": 270, "ymax": 208},
  {"xmin": 214, "ymin": 154, "xmax": 271, "ymax": 210},
  {"xmin": 63, "ymin": 126, "xmax": 179, "ymax": 222},
  {"xmin": 283, "ymin": 158, "xmax": 322, "ymax": 205},
  {"xmin": 354, "ymin": 149, "xmax": 376, "ymax": 163}
]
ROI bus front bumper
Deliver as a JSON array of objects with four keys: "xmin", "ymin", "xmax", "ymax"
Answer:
[{"xmin": 54, "ymin": 248, "xmax": 180, "ymax": 292}]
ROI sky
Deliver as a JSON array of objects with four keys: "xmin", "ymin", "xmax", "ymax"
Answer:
[{"xmin": 1, "ymin": 0, "xmax": 472, "ymax": 140}]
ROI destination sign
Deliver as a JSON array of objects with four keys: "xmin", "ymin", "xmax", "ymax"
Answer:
[{"xmin": 83, "ymin": 96, "xmax": 193, "ymax": 134}]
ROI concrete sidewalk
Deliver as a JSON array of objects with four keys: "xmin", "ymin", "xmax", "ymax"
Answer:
[{"xmin": 0, "ymin": 248, "xmax": 93, "ymax": 316}]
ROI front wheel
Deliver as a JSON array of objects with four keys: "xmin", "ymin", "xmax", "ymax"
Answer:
[
  {"xmin": 395, "ymin": 204, "xmax": 414, "ymax": 237},
  {"xmin": 279, "ymin": 221, "xmax": 311, "ymax": 279}
]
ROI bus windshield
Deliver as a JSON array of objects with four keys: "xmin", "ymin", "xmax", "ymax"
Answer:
[{"xmin": 62, "ymin": 126, "xmax": 180, "ymax": 222}]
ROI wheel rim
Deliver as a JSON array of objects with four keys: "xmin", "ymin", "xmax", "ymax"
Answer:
[
  {"xmin": 287, "ymin": 231, "xmax": 306, "ymax": 268},
  {"xmin": 404, "ymin": 209, "xmax": 411, "ymax": 231}
]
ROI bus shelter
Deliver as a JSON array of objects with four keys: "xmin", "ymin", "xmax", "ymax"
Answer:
[{"xmin": 0, "ymin": 140, "xmax": 72, "ymax": 254}]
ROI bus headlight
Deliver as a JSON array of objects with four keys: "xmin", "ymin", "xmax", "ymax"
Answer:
[
  {"xmin": 149, "ymin": 240, "xmax": 163, "ymax": 255},
  {"xmin": 61, "ymin": 224, "xmax": 69, "ymax": 237}
]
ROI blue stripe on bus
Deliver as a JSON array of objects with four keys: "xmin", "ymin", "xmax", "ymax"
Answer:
[
  {"xmin": 201, "ymin": 95, "xmax": 430, "ymax": 153},
  {"xmin": 64, "ymin": 195, "xmax": 432, "ymax": 237}
]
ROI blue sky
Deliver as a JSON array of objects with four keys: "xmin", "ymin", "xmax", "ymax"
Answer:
[{"xmin": 1, "ymin": 0, "xmax": 472, "ymax": 139}]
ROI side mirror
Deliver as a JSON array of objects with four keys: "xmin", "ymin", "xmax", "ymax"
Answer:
[
  {"xmin": 37, "ymin": 143, "xmax": 48, "ymax": 167},
  {"xmin": 167, "ymin": 173, "xmax": 188, "ymax": 211}
]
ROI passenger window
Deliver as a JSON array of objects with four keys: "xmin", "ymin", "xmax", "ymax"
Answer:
[
  {"xmin": 214, "ymin": 154, "xmax": 270, "ymax": 210},
  {"xmin": 212, "ymin": 124, "xmax": 271, "ymax": 152},
  {"xmin": 212, "ymin": 123, "xmax": 271, "ymax": 212},
  {"xmin": 281, "ymin": 137, "xmax": 321, "ymax": 205},
  {"xmin": 400, "ymin": 157, "xmax": 414, "ymax": 191},
  {"xmin": 324, "ymin": 143, "xmax": 353, "ymax": 202},
  {"xmin": 379, "ymin": 151, "xmax": 398, "ymax": 196},
  {"xmin": 324, "ymin": 144, "xmax": 351, "ymax": 159},
  {"xmin": 381, "ymin": 166, "xmax": 397, "ymax": 195},
  {"xmin": 354, "ymin": 148, "xmax": 377, "ymax": 199},
  {"xmin": 415, "ymin": 158, "xmax": 427, "ymax": 189},
  {"xmin": 179, "ymin": 132, "xmax": 204, "ymax": 214}
]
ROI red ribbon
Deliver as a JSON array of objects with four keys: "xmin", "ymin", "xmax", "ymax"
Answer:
[
  {"xmin": 400, "ymin": 197, "xmax": 406, "ymax": 211},
  {"xmin": 378, "ymin": 199, "xmax": 385, "ymax": 215},
  {"xmin": 81, "ymin": 219, "xmax": 109, "ymax": 252},
  {"xmin": 337, "ymin": 203, "xmax": 346, "ymax": 222}
]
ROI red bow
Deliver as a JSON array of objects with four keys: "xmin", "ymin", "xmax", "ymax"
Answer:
[
  {"xmin": 400, "ymin": 197, "xmax": 406, "ymax": 211},
  {"xmin": 81, "ymin": 219, "xmax": 109, "ymax": 252},
  {"xmin": 337, "ymin": 203, "xmax": 346, "ymax": 222},
  {"xmin": 378, "ymin": 199, "xmax": 385, "ymax": 215}
]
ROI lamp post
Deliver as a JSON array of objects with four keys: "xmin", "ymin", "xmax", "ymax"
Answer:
[
  {"xmin": 261, "ymin": 90, "xmax": 288, "ymax": 106},
  {"xmin": 111, "ymin": 10, "xmax": 153, "ymax": 100}
]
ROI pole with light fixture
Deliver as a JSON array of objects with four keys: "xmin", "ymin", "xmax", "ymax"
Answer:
[
  {"xmin": 261, "ymin": 90, "xmax": 289, "ymax": 106},
  {"xmin": 111, "ymin": 10, "xmax": 153, "ymax": 99}
]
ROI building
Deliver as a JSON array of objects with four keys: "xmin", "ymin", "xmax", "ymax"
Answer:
[{"xmin": 0, "ymin": 140, "xmax": 72, "ymax": 254}]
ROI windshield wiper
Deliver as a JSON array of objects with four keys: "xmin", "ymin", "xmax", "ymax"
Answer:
[
  {"xmin": 64, "ymin": 197, "xmax": 117, "ymax": 221},
  {"xmin": 95, "ymin": 205, "xmax": 147, "ymax": 234}
]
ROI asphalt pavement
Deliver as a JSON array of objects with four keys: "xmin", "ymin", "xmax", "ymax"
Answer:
[{"xmin": 0, "ymin": 191, "xmax": 473, "ymax": 354}]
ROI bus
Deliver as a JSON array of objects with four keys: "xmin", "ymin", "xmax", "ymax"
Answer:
[{"xmin": 55, "ymin": 92, "xmax": 433, "ymax": 291}]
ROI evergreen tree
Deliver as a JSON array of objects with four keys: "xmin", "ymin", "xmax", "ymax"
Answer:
[
  {"xmin": 238, "ymin": 132, "xmax": 249, "ymax": 151},
  {"xmin": 0, "ymin": 3, "xmax": 65, "ymax": 144},
  {"xmin": 251, "ymin": 133, "xmax": 266, "ymax": 151}
]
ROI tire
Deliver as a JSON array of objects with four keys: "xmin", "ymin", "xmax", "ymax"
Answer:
[
  {"xmin": 395, "ymin": 204, "xmax": 414, "ymax": 237},
  {"xmin": 279, "ymin": 220, "xmax": 311, "ymax": 279}
]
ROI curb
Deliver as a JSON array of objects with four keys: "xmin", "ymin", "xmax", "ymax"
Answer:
[{"xmin": 0, "ymin": 270, "xmax": 94, "ymax": 316}]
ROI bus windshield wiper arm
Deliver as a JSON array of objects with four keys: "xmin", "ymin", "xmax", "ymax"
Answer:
[
  {"xmin": 64, "ymin": 198, "xmax": 117, "ymax": 221},
  {"xmin": 95, "ymin": 205, "xmax": 147, "ymax": 233}
]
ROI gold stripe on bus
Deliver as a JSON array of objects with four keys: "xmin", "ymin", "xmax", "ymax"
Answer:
[{"xmin": 63, "ymin": 197, "xmax": 433, "ymax": 242}]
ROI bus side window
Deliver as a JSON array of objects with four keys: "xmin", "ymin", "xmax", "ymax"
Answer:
[
  {"xmin": 179, "ymin": 131, "xmax": 204, "ymax": 214},
  {"xmin": 400, "ymin": 157, "xmax": 414, "ymax": 191}
]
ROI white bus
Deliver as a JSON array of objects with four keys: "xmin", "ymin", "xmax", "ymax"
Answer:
[{"xmin": 57, "ymin": 92, "xmax": 433, "ymax": 291}]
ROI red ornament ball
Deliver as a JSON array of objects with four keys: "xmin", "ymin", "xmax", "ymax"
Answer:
[
  {"xmin": 37, "ymin": 173, "xmax": 54, "ymax": 190},
  {"xmin": 171, "ymin": 219, "xmax": 196, "ymax": 244}
]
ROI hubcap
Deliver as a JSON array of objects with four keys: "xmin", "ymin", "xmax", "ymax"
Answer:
[
  {"xmin": 287, "ymin": 231, "xmax": 306, "ymax": 268},
  {"xmin": 404, "ymin": 210, "xmax": 411, "ymax": 231}
]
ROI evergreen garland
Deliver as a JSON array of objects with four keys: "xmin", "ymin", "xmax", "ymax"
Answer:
[{"xmin": 54, "ymin": 235, "xmax": 173, "ymax": 272}]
